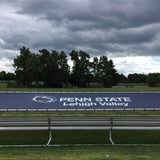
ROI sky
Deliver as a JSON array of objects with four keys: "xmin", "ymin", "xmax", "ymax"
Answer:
[{"xmin": 0, "ymin": 0, "xmax": 160, "ymax": 75}]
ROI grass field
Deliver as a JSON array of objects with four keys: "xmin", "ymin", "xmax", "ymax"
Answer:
[
  {"xmin": 1, "ymin": 130, "xmax": 160, "ymax": 159},
  {"xmin": 0, "ymin": 86, "xmax": 160, "ymax": 159},
  {"xmin": 0, "ymin": 82, "xmax": 160, "ymax": 92},
  {"xmin": 1, "ymin": 110, "xmax": 160, "ymax": 119},
  {"xmin": 1, "ymin": 146, "xmax": 160, "ymax": 160},
  {"xmin": 1, "ymin": 86, "xmax": 160, "ymax": 92}
]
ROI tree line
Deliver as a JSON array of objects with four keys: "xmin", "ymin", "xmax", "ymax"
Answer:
[
  {"xmin": 0, "ymin": 46, "xmax": 160, "ymax": 87},
  {"xmin": 118, "ymin": 73, "xmax": 160, "ymax": 86},
  {"xmin": 13, "ymin": 46, "xmax": 118, "ymax": 88}
]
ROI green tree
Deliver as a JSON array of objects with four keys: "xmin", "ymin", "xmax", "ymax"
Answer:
[
  {"xmin": 117, "ymin": 74, "xmax": 128, "ymax": 83},
  {"xmin": 91, "ymin": 57, "xmax": 101, "ymax": 83},
  {"xmin": 39, "ymin": 49, "xmax": 70, "ymax": 87},
  {"xmin": 39, "ymin": 49, "xmax": 54, "ymax": 87},
  {"xmin": 128, "ymin": 73, "xmax": 147, "ymax": 83},
  {"xmin": 50, "ymin": 50, "xmax": 62, "ymax": 87},
  {"xmin": 13, "ymin": 46, "xmax": 33, "ymax": 85},
  {"xmin": 147, "ymin": 73, "xmax": 160, "ymax": 87},
  {"xmin": 28, "ymin": 54, "xmax": 41, "ymax": 85},
  {"xmin": 5, "ymin": 73, "xmax": 16, "ymax": 81},
  {"xmin": 98, "ymin": 56, "xmax": 118, "ymax": 87},
  {"xmin": 0, "ymin": 71, "xmax": 7, "ymax": 81},
  {"xmin": 59, "ymin": 51, "xmax": 70, "ymax": 85},
  {"xmin": 70, "ymin": 50, "xmax": 91, "ymax": 87}
]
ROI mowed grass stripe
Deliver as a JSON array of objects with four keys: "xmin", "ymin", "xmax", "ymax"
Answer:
[
  {"xmin": 1, "ymin": 130, "xmax": 160, "ymax": 145},
  {"xmin": 0, "ymin": 86, "xmax": 160, "ymax": 92},
  {"xmin": 1, "ymin": 111, "xmax": 160, "ymax": 118},
  {"xmin": 0, "ymin": 146, "xmax": 160, "ymax": 160}
]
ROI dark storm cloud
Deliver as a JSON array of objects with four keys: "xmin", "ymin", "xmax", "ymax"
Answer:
[
  {"xmin": 1, "ymin": 0, "xmax": 160, "ymax": 58},
  {"xmin": 17, "ymin": 0, "xmax": 160, "ymax": 29}
]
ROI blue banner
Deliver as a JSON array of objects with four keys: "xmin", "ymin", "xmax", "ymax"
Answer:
[{"xmin": 0, "ymin": 92, "xmax": 160, "ymax": 111}]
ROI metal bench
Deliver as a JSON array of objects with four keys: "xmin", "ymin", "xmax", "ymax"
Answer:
[{"xmin": 1, "ymin": 117, "xmax": 160, "ymax": 146}]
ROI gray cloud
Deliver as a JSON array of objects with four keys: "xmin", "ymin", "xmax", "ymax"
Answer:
[
  {"xmin": 17, "ymin": 0, "xmax": 160, "ymax": 30},
  {"xmin": 0, "ymin": 48, "xmax": 18, "ymax": 60},
  {"xmin": 0, "ymin": 0, "xmax": 160, "ymax": 67}
]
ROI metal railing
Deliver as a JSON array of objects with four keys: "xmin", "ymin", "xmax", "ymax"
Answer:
[{"xmin": 0, "ymin": 117, "xmax": 160, "ymax": 147}]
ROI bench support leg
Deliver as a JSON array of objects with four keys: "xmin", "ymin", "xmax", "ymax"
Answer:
[
  {"xmin": 47, "ymin": 119, "xmax": 52, "ymax": 146},
  {"xmin": 47, "ymin": 129, "xmax": 52, "ymax": 146},
  {"xmin": 109, "ymin": 129, "xmax": 115, "ymax": 145},
  {"xmin": 109, "ymin": 118, "xmax": 115, "ymax": 145}
]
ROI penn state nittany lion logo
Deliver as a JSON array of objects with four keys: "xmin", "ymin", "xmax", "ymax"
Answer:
[{"xmin": 32, "ymin": 96, "xmax": 57, "ymax": 103}]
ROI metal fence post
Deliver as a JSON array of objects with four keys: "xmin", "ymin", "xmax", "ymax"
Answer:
[
  {"xmin": 109, "ymin": 118, "xmax": 115, "ymax": 145},
  {"xmin": 47, "ymin": 118, "xmax": 52, "ymax": 146}
]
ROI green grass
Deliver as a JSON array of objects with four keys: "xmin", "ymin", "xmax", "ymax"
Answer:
[
  {"xmin": 1, "ymin": 86, "xmax": 160, "ymax": 92},
  {"xmin": 0, "ymin": 146, "xmax": 160, "ymax": 160},
  {"xmin": 0, "ymin": 110, "xmax": 160, "ymax": 118},
  {"xmin": 1, "ymin": 130, "xmax": 160, "ymax": 145},
  {"xmin": 1, "ymin": 81, "xmax": 160, "ymax": 92},
  {"xmin": 1, "ymin": 130, "xmax": 160, "ymax": 159}
]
